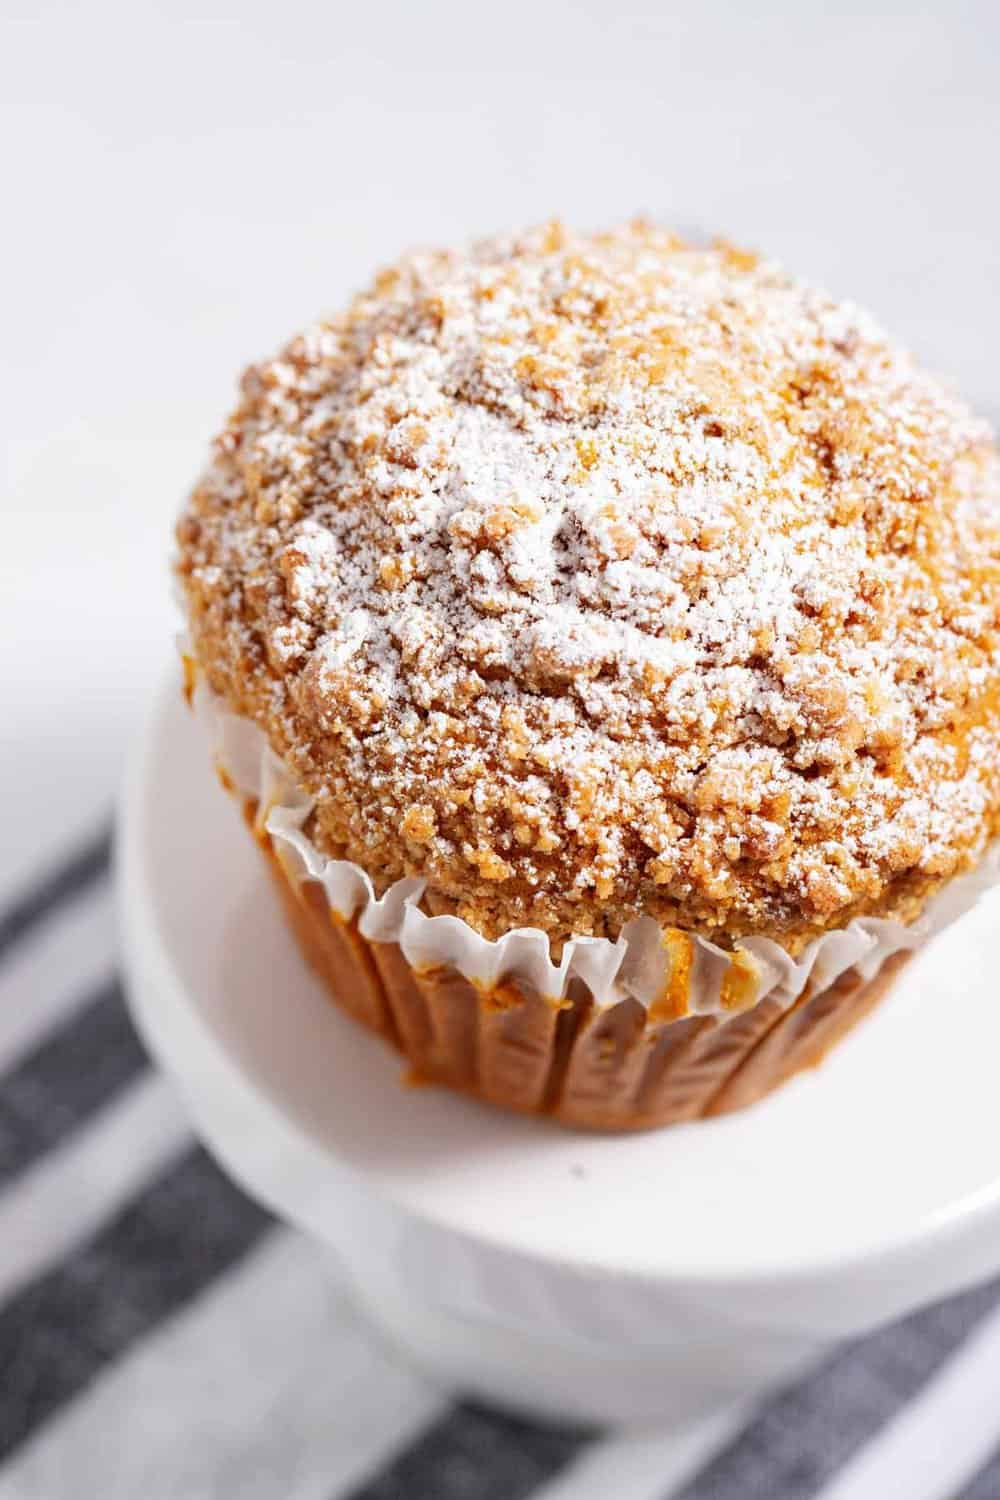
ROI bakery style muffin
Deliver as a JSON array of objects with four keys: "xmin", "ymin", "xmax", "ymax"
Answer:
[{"xmin": 176, "ymin": 222, "xmax": 1000, "ymax": 1130}]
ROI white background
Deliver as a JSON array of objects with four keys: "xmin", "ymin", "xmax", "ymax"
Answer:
[{"xmin": 2, "ymin": 0, "xmax": 998, "ymax": 899}]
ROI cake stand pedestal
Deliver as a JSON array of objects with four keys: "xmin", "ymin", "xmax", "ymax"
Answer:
[{"xmin": 118, "ymin": 678, "xmax": 1000, "ymax": 1429}]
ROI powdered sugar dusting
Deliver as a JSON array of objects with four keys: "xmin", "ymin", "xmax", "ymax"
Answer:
[{"xmin": 177, "ymin": 221, "xmax": 1000, "ymax": 947}]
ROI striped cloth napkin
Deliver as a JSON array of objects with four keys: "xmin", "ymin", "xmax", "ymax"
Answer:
[{"xmin": 3, "ymin": 822, "xmax": 1000, "ymax": 1500}]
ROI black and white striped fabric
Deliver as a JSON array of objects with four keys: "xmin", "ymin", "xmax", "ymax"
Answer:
[{"xmin": 4, "ymin": 826, "xmax": 1000, "ymax": 1500}]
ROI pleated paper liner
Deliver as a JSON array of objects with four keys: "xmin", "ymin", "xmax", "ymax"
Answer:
[
  {"xmin": 259, "ymin": 804, "xmax": 911, "ymax": 1131},
  {"xmin": 193, "ymin": 674, "xmax": 1000, "ymax": 1014},
  {"xmin": 187, "ymin": 667, "xmax": 1000, "ymax": 1130}
]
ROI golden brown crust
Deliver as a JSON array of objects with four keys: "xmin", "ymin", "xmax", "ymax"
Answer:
[{"xmin": 177, "ymin": 221, "xmax": 1000, "ymax": 948}]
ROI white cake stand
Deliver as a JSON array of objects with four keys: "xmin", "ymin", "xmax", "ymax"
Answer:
[{"xmin": 118, "ymin": 678, "xmax": 1000, "ymax": 1429}]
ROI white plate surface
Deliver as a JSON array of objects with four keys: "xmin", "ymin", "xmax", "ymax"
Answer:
[{"xmin": 123, "ymin": 677, "xmax": 1000, "ymax": 1285}]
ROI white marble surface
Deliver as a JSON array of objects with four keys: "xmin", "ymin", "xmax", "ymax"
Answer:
[{"xmin": 2, "ymin": 0, "xmax": 998, "ymax": 898}]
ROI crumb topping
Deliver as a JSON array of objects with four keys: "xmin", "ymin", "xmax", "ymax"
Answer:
[{"xmin": 176, "ymin": 221, "xmax": 1000, "ymax": 946}]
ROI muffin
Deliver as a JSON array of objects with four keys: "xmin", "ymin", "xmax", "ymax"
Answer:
[{"xmin": 175, "ymin": 221, "xmax": 1000, "ymax": 1130}]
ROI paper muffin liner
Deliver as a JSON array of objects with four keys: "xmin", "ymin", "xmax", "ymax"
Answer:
[
  {"xmin": 189, "ymin": 669, "xmax": 1000, "ymax": 1127},
  {"xmin": 191, "ymin": 675, "xmax": 1000, "ymax": 1019}
]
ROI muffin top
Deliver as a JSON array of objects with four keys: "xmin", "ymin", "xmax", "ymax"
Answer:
[{"xmin": 177, "ymin": 221, "xmax": 1000, "ymax": 948}]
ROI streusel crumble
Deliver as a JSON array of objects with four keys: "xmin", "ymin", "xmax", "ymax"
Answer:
[{"xmin": 177, "ymin": 221, "xmax": 1000, "ymax": 951}]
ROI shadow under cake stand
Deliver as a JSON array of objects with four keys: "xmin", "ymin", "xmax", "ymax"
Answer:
[{"xmin": 118, "ymin": 677, "xmax": 1000, "ymax": 1429}]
